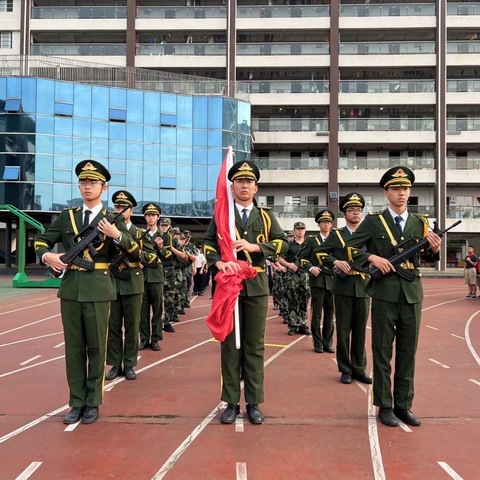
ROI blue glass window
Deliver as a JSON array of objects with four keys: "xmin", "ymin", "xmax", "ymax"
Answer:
[
  {"xmin": 3, "ymin": 165, "xmax": 20, "ymax": 180},
  {"xmin": 193, "ymin": 148, "xmax": 208, "ymax": 165},
  {"xmin": 160, "ymin": 114, "xmax": 177, "ymax": 127},
  {"xmin": 74, "ymin": 84, "xmax": 92, "ymax": 119},
  {"xmin": 126, "ymin": 142, "xmax": 143, "ymax": 161},
  {"xmin": 193, "ymin": 97, "xmax": 207, "ymax": 128},
  {"xmin": 54, "ymin": 136, "xmax": 72, "ymax": 155},
  {"xmin": 36, "ymin": 135, "xmax": 54, "ymax": 154},
  {"xmin": 55, "ymin": 117, "xmax": 73, "ymax": 136},
  {"xmin": 92, "ymin": 86, "xmax": 109, "ymax": 120},
  {"xmin": 55, "ymin": 82, "xmax": 74, "ymax": 103},
  {"xmin": 161, "ymin": 93, "xmax": 176, "ymax": 114},
  {"xmin": 91, "ymin": 139, "xmax": 108, "ymax": 158},
  {"xmin": 144, "ymin": 92, "xmax": 160, "ymax": 125},
  {"xmin": 21, "ymin": 79, "xmax": 37, "ymax": 113},
  {"xmin": 161, "ymin": 163, "xmax": 176, "ymax": 177},
  {"xmin": 192, "ymin": 166, "xmax": 207, "ymax": 186},
  {"xmin": 144, "ymin": 126, "xmax": 159, "ymax": 144},
  {"xmin": 91, "ymin": 121, "xmax": 108, "ymax": 139},
  {"xmin": 193, "ymin": 130, "xmax": 207, "ymax": 147},
  {"xmin": 207, "ymin": 97, "xmax": 222, "ymax": 129},
  {"xmin": 160, "ymin": 176, "xmax": 176, "ymax": 189},
  {"xmin": 177, "ymin": 164, "xmax": 192, "ymax": 190},
  {"xmin": 4, "ymin": 98, "xmax": 21, "ymax": 112},
  {"xmin": 208, "ymin": 130, "xmax": 222, "ymax": 147},
  {"xmin": 177, "ymin": 147, "xmax": 192, "ymax": 164},
  {"xmin": 35, "ymin": 155, "xmax": 54, "ymax": 182},
  {"xmin": 110, "ymin": 108, "xmax": 127, "ymax": 122},
  {"xmin": 144, "ymin": 143, "xmax": 160, "ymax": 161},
  {"xmin": 126, "ymin": 90, "xmax": 143, "ymax": 123},
  {"xmin": 73, "ymin": 138, "xmax": 91, "ymax": 157},
  {"xmin": 126, "ymin": 160, "xmax": 143, "ymax": 185},
  {"xmin": 53, "ymin": 169, "xmax": 72, "ymax": 183},
  {"xmin": 73, "ymin": 119, "xmax": 91, "ymax": 138},
  {"xmin": 36, "ymin": 80, "xmax": 54, "ymax": 114},
  {"xmin": 109, "ymin": 159, "xmax": 126, "ymax": 174},
  {"xmin": 110, "ymin": 123, "xmax": 126, "ymax": 141},
  {"xmin": 177, "ymin": 96, "xmax": 193, "ymax": 128},
  {"xmin": 54, "ymin": 102, "xmax": 73, "ymax": 117},
  {"xmin": 142, "ymin": 188, "xmax": 160, "ymax": 204},
  {"xmin": 142, "ymin": 162, "xmax": 160, "ymax": 188},
  {"xmin": 110, "ymin": 87, "xmax": 127, "ymax": 108},
  {"xmin": 127, "ymin": 124, "xmax": 143, "ymax": 142},
  {"xmin": 109, "ymin": 141, "xmax": 126, "ymax": 160},
  {"xmin": 177, "ymin": 129, "xmax": 192, "ymax": 147},
  {"xmin": 160, "ymin": 127, "xmax": 176, "ymax": 144}
]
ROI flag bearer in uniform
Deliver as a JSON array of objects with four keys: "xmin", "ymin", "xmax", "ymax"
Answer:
[
  {"xmin": 34, "ymin": 160, "xmax": 139, "ymax": 424},
  {"xmin": 203, "ymin": 161, "xmax": 288, "ymax": 425},
  {"xmin": 344, "ymin": 167, "xmax": 442, "ymax": 427}
]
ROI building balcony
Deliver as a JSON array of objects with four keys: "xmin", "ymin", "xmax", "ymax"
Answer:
[
  {"xmin": 340, "ymin": 41, "xmax": 435, "ymax": 55},
  {"xmin": 339, "ymin": 117, "xmax": 435, "ymax": 131},
  {"xmin": 237, "ymin": 43, "xmax": 329, "ymax": 56},
  {"xmin": 31, "ymin": 6, "xmax": 126, "ymax": 19},
  {"xmin": 255, "ymin": 157, "xmax": 328, "ymax": 171},
  {"xmin": 340, "ymin": 3, "xmax": 435, "ymax": 17},
  {"xmin": 30, "ymin": 43, "xmax": 126, "ymax": 57},
  {"xmin": 137, "ymin": 6, "xmax": 225, "ymax": 19},
  {"xmin": 136, "ymin": 43, "xmax": 226, "ymax": 56},
  {"xmin": 248, "ymin": 80, "xmax": 329, "ymax": 106},
  {"xmin": 252, "ymin": 118, "xmax": 328, "ymax": 132}
]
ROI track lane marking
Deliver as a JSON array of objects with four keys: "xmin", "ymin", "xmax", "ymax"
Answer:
[
  {"xmin": 0, "ymin": 355, "xmax": 64, "ymax": 378},
  {"xmin": 0, "ymin": 300, "xmax": 58, "ymax": 317},
  {"xmin": 236, "ymin": 462, "xmax": 247, "ymax": 480},
  {"xmin": 20, "ymin": 355, "xmax": 41, "ymax": 366},
  {"xmin": 437, "ymin": 461, "xmax": 464, "ymax": 480},
  {"xmin": 0, "ymin": 314, "xmax": 60, "ymax": 336},
  {"xmin": 426, "ymin": 325, "xmax": 439, "ymax": 330},
  {"xmin": 0, "ymin": 331, "xmax": 63, "ymax": 348},
  {"xmin": 450, "ymin": 334, "xmax": 465, "ymax": 340},
  {"xmin": 14, "ymin": 461, "xmax": 42, "ymax": 480},
  {"xmin": 235, "ymin": 415, "xmax": 244, "ymax": 433},
  {"xmin": 468, "ymin": 379, "xmax": 480, "ymax": 387},
  {"xmin": 465, "ymin": 310, "xmax": 480, "ymax": 367},
  {"xmin": 151, "ymin": 335, "xmax": 306, "ymax": 480},
  {"xmin": 53, "ymin": 342, "xmax": 65, "ymax": 348},
  {"xmin": 429, "ymin": 358, "xmax": 450, "ymax": 369}
]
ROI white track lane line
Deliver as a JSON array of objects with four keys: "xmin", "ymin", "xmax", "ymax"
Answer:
[
  {"xmin": 426, "ymin": 325, "xmax": 439, "ymax": 330},
  {"xmin": 468, "ymin": 379, "xmax": 480, "ymax": 387},
  {"xmin": 20, "ymin": 355, "xmax": 41, "ymax": 366},
  {"xmin": 465, "ymin": 310, "xmax": 480, "ymax": 367},
  {"xmin": 0, "ymin": 300, "xmax": 58, "ymax": 317},
  {"xmin": 236, "ymin": 462, "xmax": 248, "ymax": 480},
  {"xmin": 428, "ymin": 358, "xmax": 450, "ymax": 369},
  {"xmin": 450, "ymin": 334, "xmax": 465, "ymax": 340},
  {"xmin": 151, "ymin": 335, "xmax": 306, "ymax": 480},
  {"xmin": 437, "ymin": 461, "xmax": 464, "ymax": 480},
  {"xmin": 14, "ymin": 461, "xmax": 42, "ymax": 480}
]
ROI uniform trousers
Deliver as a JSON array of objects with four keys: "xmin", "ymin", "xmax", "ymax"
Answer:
[
  {"xmin": 108, "ymin": 292, "xmax": 143, "ymax": 367},
  {"xmin": 140, "ymin": 282, "xmax": 164, "ymax": 342},
  {"xmin": 60, "ymin": 299, "xmax": 110, "ymax": 408},
  {"xmin": 334, "ymin": 294, "xmax": 370, "ymax": 375},
  {"xmin": 221, "ymin": 295, "xmax": 268, "ymax": 405},
  {"xmin": 310, "ymin": 286, "xmax": 334, "ymax": 349},
  {"xmin": 371, "ymin": 292, "xmax": 421, "ymax": 409}
]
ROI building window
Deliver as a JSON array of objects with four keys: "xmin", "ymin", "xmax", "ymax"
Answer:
[
  {"xmin": 109, "ymin": 108, "xmax": 127, "ymax": 122},
  {"xmin": 4, "ymin": 98, "xmax": 21, "ymax": 112},
  {"xmin": 3, "ymin": 166, "xmax": 20, "ymax": 180},
  {"xmin": 0, "ymin": 31, "xmax": 12, "ymax": 48},
  {"xmin": 160, "ymin": 113, "xmax": 177, "ymax": 127},
  {"xmin": 54, "ymin": 102, "xmax": 74, "ymax": 117},
  {"xmin": 0, "ymin": 1, "xmax": 13, "ymax": 12},
  {"xmin": 160, "ymin": 177, "xmax": 176, "ymax": 189}
]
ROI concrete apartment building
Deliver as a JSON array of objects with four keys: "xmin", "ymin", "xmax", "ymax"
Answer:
[{"xmin": 1, "ymin": 0, "xmax": 480, "ymax": 268}]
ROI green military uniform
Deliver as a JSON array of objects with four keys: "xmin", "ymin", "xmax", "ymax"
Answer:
[
  {"xmin": 107, "ymin": 192, "xmax": 157, "ymax": 373},
  {"xmin": 320, "ymin": 226, "xmax": 370, "ymax": 377},
  {"xmin": 204, "ymin": 206, "xmax": 287, "ymax": 405},
  {"xmin": 34, "ymin": 162, "xmax": 139, "ymax": 411},
  {"xmin": 344, "ymin": 168, "xmax": 439, "ymax": 412},
  {"xmin": 301, "ymin": 210, "xmax": 335, "ymax": 351},
  {"xmin": 203, "ymin": 161, "xmax": 288, "ymax": 408},
  {"xmin": 140, "ymin": 205, "xmax": 171, "ymax": 346}
]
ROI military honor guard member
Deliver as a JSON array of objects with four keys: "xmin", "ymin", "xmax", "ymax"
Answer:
[
  {"xmin": 139, "ymin": 203, "xmax": 169, "ymax": 350},
  {"xmin": 317, "ymin": 193, "xmax": 371, "ymax": 385},
  {"xmin": 344, "ymin": 167, "xmax": 442, "ymax": 427},
  {"xmin": 34, "ymin": 160, "xmax": 139, "ymax": 424},
  {"xmin": 105, "ymin": 191, "xmax": 157, "ymax": 380},
  {"xmin": 203, "ymin": 161, "xmax": 288, "ymax": 425},
  {"xmin": 301, "ymin": 209, "xmax": 335, "ymax": 353}
]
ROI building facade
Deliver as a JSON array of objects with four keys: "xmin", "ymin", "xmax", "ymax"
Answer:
[{"xmin": 1, "ymin": 0, "xmax": 480, "ymax": 265}]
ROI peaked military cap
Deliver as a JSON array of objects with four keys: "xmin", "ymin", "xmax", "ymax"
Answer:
[
  {"xmin": 228, "ymin": 161, "xmax": 260, "ymax": 182},
  {"xmin": 170, "ymin": 227, "xmax": 180, "ymax": 235},
  {"xmin": 183, "ymin": 229, "xmax": 192, "ymax": 237},
  {"xmin": 294, "ymin": 221, "xmax": 306, "ymax": 229},
  {"xmin": 315, "ymin": 209, "xmax": 335, "ymax": 223},
  {"xmin": 112, "ymin": 190, "xmax": 137, "ymax": 208},
  {"xmin": 380, "ymin": 166, "xmax": 415, "ymax": 189},
  {"xmin": 142, "ymin": 203, "xmax": 161, "ymax": 216},
  {"xmin": 339, "ymin": 192, "xmax": 365, "ymax": 212},
  {"xmin": 75, "ymin": 160, "xmax": 111, "ymax": 182},
  {"xmin": 160, "ymin": 217, "xmax": 171, "ymax": 226},
  {"xmin": 287, "ymin": 230, "xmax": 295, "ymax": 236}
]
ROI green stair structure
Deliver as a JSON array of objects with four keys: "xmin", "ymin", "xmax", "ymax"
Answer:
[{"xmin": 1, "ymin": 204, "xmax": 61, "ymax": 288}]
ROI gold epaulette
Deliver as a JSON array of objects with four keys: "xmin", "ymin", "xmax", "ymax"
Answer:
[{"xmin": 368, "ymin": 211, "xmax": 382, "ymax": 216}]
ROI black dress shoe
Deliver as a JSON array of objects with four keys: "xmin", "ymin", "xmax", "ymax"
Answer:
[
  {"xmin": 178, "ymin": 310, "xmax": 186, "ymax": 315},
  {"xmin": 105, "ymin": 366, "xmax": 123, "ymax": 381},
  {"xmin": 220, "ymin": 403, "xmax": 240, "ymax": 424},
  {"xmin": 314, "ymin": 345, "xmax": 324, "ymax": 353},
  {"xmin": 64, "ymin": 406, "xmax": 85, "ymax": 424},
  {"xmin": 352, "ymin": 372, "xmax": 373, "ymax": 384},
  {"xmin": 378, "ymin": 407, "xmax": 399, "ymax": 427},
  {"xmin": 164, "ymin": 323, "xmax": 175, "ymax": 333},
  {"xmin": 340, "ymin": 372, "xmax": 352, "ymax": 384},
  {"xmin": 298, "ymin": 325, "xmax": 311, "ymax": 336},
  {"xmin": 288, "ymin": 327, "xmax": 297, "ymax": 336},
  {"xmin": 323, "ymin": 346, "xmax": 335, "ymax": 353},
  {"xmin": 81, "ymin": 406, "xmax": 99, "ymax": 424},
  {"xmin": 394, "ymin": 407, "xmax": 421, "ymax": 426},
  {"xmin": 124, "ymin": 366, "xmax": 137, "ymax": 380},
  {"xmin": 246, "ymin": 404, "xmax": 264, "ymax": 425},
  {"xmin": 138, "ymin": 339, "xmax": 149, "ymax": 350},
  {"xmin": 150, "ymin": 340, "xmax": 161, "ymax": 351}
]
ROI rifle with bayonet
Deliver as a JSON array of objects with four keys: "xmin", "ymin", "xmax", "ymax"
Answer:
[
  {"xmin": 50, "ymin": 206, "xmax": 129, "ymax": 278},
  {"xmin": 338, "ymin": 219, "xmax": 462, "ymax": 282},
  {"xmin": 109, "ymin": 227, "xmax": 150, "ymax": 280}
]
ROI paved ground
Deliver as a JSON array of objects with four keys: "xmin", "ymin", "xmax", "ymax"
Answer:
[{"xmin": 0, "ymin": 275, "xmax": 479, "ymax": 480}]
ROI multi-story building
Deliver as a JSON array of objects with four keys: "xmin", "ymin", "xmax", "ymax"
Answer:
[{"xmin": 1, "ymin": 0, "xmax": 480, "ymax": 267}]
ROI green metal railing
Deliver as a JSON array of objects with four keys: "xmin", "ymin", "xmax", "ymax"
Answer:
[{"xmin": 0, "ymin": 204, "xmax": 60, "ymax": 288}]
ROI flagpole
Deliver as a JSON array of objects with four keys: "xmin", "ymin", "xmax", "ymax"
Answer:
[{"xmin": 224, "ymin": 147, "xmax": 241, "ymax": 350}]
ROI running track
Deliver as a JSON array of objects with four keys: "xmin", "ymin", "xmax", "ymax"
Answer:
[{"xmin": 0, "ymin": 277, "xmax": 479, "ymax": 480}]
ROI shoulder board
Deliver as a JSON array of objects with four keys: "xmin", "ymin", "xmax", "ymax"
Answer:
[
  {"xmin": 308, "ymin": 234, "xmax": 317, "ymax": 238},
  {"xmin": 412, "ymin": 212, "xmax": 429, "ymax": 223},
  {"xmin": 259, "ymin": 206, "xmax": 271, "ymax": 211},
  {"xmin": 71, "ymin": 206, "xmax": 81, "ymax": 212},
  {"xmin": 368, "ymin": 211, "xmax": 382, "ymax": 216}
]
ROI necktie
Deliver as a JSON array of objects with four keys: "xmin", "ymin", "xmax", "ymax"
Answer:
[
  {"xmin": 83, "ymin": 209, "xmax": 92, "ymax": 229},
  {"xmin": 241, "ymin": 208, "xmax": 248, "ymax": 226},
  {"xmin": 394, "ymin": 215, "xmax": 403, "ymax": 234}
]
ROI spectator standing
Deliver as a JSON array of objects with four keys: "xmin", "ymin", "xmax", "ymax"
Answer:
[{"xmin": 464, "ymin": 246, "xmax": 478, "ymax": 298}]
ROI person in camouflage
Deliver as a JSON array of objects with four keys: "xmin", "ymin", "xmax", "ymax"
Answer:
[{"xmin": 278, "ymin": 222, "xmax": 311, "ymax": 336}]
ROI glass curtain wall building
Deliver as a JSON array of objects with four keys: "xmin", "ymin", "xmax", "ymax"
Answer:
[{"xmin": 0, "ymin": 74, "xmax": 251, "ymax": 221}]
